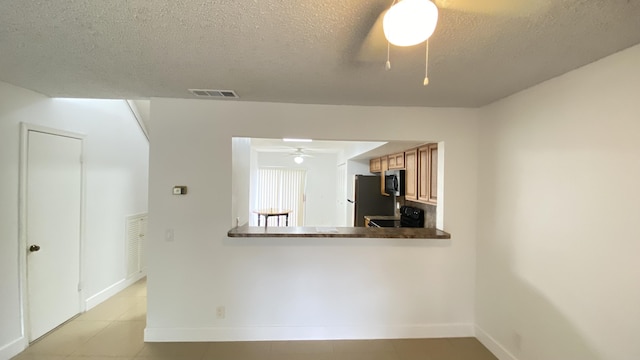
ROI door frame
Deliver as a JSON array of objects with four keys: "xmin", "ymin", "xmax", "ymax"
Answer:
[{"xmin": 18, "ymin": 123, "xmax": 87, "ymax": 342}]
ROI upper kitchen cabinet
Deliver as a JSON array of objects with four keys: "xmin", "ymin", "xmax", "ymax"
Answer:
[
  {"xmin": 369, "ymin": 157, "xmax": 381, "ymax": 173},
  {"xmin": 417, "ymin": 144, "xmax": 438, "ymax": 204},
  {"xmin": 387, "ymin": 152, "xmax": 405, "ymax": 170},
  {"xmin": 404, "ymin": 149, "xmax": 418, "ymax": 201},
  {"xmin": 368, "ymin": 143, "xmax": 437, "ymax": 204}
]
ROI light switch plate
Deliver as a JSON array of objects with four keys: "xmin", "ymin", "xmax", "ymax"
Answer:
[{"xmin": 165, "ymin": 229, "xmax": 174, "ymax": 241}]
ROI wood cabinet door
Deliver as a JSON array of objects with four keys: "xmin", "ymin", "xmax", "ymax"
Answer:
[
  {"xmin": 388, "ymin": 155, "xmax": 396, "ymax": 169},
  {"xmin": 369, "ymin": 158, "xmax": 381, "ymax": 173},
  {"xmin": 428, "ymin": 144, "xmax": 438, "ymax": 203},
  {"xmin": 388, "ymin": 152, "xmax": 405, "ymax": 170},
  {"xmin": 417, "ymin": 144, "xmax": 438, "ymax": 204},
  {"xmin": 417, "ymin": 146, "xmax": 430, "ymax": 202},
  {"xmin": 394, "ymin": 153, "xmax": 405, "ymax": 169},
  {"xmin": 404, "ymin": 149, "xmax": 417, "ymax": 200}
]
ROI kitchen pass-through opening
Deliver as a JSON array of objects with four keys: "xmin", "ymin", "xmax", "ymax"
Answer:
[{"xmin": 231, "ymin": 137, "xmax": 444, "ymax": 229}]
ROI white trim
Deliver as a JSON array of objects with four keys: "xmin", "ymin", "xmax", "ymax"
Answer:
[
  {"xmin": 0, "ymin": 336, "xmax": 27, "ymax": 360},
  {"xmin": 475, "ymin": 325, "xmax": 518, "ymax": 360},
  {"xmin": 436, "ymin": 140, "xmax": 445, "ymax": 230},
  {"xmin": 85, "ymin": 272, "xmax": 146, "ymax": 310},
  {"xmin": 18, "ymin": 123, "xmax": 87, "ymax": 342},
  {"xmin": 18, "ymin": 124, "xmax": 28, "ymax": 345},
  {"xmin": 125, "ymin": 100, "xmax": 149, "ymax": 142},
  {"xmin": 21, "ymin": 123, "xmax": 86, "ymax": 141},
  {"xmin": 144, "ymin": 323, "xmax": 475, "ymax": 342}
]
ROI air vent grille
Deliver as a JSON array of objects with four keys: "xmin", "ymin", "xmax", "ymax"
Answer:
[
  {"xmin": 188, "ymin": 89, "xmax": 239, "ymax": 98},
  {"xmin": 126, "ymin": 213, "xmax": 147, "ymax": 278}
]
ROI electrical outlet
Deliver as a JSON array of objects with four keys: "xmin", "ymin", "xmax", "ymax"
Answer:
[{"xmin": 216, "ymin": 306, "xmax": 226, "ymax": 319}]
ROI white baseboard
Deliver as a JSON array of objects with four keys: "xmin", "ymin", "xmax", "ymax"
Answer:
[
  {"xmin": 144, "ymin": 323, "xmax": 475, "ymax": 342},
  {"xmin": 475, "ymin": 325, "xmax": 518, "ymax": 360},
  {"xmin": 0, "ymin": 336, "xmax": 27, "ymax": 360},
  {"xmin": 85, "ymin": 272, "xmax": 146, "ymax": 310}
]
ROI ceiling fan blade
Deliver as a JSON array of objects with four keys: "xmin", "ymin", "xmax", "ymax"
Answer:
[
  {"xmin": 355, "ymin": 11, "xmax": 388, "ymax": 63},
  {"xmin": 435, "ymin": 0, "xmax": 551, "ymax": 16},
  {"xmin": 287, "ymin": 147, "xmax": 316, "ymax": 158}
]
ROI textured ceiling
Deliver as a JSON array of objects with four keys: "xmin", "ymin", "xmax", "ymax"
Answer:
[{"xmin": 1, "ymin": 0, "xmax": 639, "ymax": 107}]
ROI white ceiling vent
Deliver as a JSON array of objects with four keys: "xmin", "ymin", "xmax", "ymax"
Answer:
[{"xmin": 188, "ymin": 89, "xmax": 239, "ymax": 99}]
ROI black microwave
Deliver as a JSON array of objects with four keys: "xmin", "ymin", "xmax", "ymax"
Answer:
[{"xmin": 384, "ymin": 170, "xmax": 405, "ymax": 196}]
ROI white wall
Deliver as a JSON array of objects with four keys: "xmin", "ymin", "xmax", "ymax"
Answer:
[
  {"xmin": 252, "ymin": 151, "xmax": 338, "ymax": 227},
  {"xmin": 476, "ymin": 44, "xmax": 640, "ymax": 360},
  {"xmin": 231, "ymin": 137, "xmax": 251, "ymax": 227},
  {"xmin": 0, "ymin": 82, "xmax": 149, "ymax": 357},
  {"xmin": 146, "ymin": 99, "xmax": 479, "ymax": 341}
]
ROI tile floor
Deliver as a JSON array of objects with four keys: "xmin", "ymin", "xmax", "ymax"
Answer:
[{"xmin": 13, "ymin": 279, "xmax": 497, "ymax": 360}]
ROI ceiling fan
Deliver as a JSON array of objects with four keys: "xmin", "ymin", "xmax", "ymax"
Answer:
[
  {"xmin": 355, "ymin": 0, "xmax": 552, "ymax": 82},
  {"xmin": 288, "ymin": 148, "xmax": 314, "ymax": 164}
]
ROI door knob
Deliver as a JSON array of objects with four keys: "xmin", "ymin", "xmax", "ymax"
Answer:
[{"xmin": 29, "ymin": 245, "xmax": 41, "ymax": 252}]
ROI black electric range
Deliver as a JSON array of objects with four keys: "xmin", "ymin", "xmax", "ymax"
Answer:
[{"xmin": 369, "ymin": 206, "xmax": 425, "ymax": 228}]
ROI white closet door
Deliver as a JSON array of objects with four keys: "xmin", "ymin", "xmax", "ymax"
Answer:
[{"xmin": 27, "ymin": 130, "xmax": 82, "ymax": 341}]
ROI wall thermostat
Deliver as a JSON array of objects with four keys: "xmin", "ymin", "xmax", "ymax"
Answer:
[{"xmin": 173, "ymin": 186, "xmax": 187, "ymax": 195}]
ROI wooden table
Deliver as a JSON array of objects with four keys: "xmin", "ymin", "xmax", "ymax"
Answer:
[{"xmin": 253, "ymin": 209, "xmax": 292, "ymax": 228}]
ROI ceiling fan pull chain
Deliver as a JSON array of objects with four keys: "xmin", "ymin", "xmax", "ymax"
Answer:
[
  {"xmin": 385, "ymin": 41, "xmax": 391, "ymax": 70},
  {"xmin": 423, "ymin": 39, "xmax": 430, "ymax": 86},
  {"xmin": 385, "ymin": 0, "xmax": 397, "ymax": 71}
]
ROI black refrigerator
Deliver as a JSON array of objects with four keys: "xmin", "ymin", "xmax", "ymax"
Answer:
[{"xmin": 350, "ymin": 175, "xmax": 395, "ymax": 227}]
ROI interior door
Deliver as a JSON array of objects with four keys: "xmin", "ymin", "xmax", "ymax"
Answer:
[{"xmin": 26, "ymin": 130, "xmax": 82, "ymax": 341}]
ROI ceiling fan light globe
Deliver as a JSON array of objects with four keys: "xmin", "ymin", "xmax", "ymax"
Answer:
[
  {"xmin": 383, "ymin": 0, "xmax": 438, "ymax": 47},
  {"xmin": 294, "ymin": 156, "xmax": 304, "ymax": 164}
]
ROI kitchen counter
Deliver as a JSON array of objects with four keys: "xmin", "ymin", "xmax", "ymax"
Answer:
[{"xmin": 227, "ymin": 225, "xmax": 451, "ymax": 239}]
